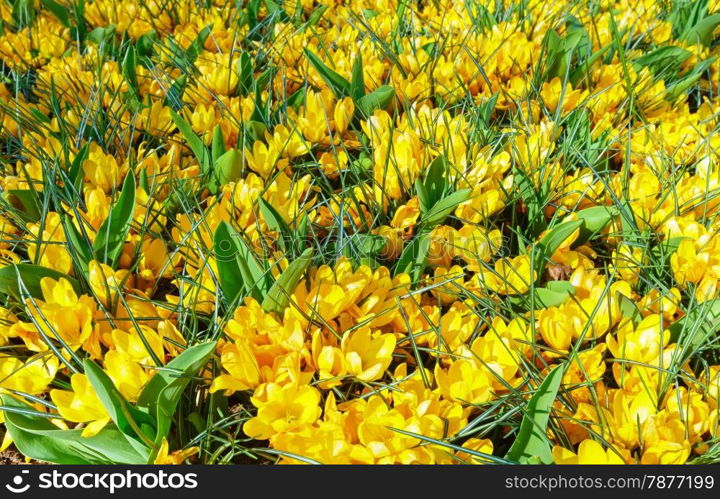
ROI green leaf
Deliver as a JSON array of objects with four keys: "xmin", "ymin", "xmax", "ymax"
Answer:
[
  {"xmin": 415, "ymin": 179, "xmax": 429, "ymax": 214},
  {"xmin": 669, "ymin": 299, "xmax": 720, "ymax": 350},
  {"xmin": 122, "ymin": 45, "xmax": 138, "ymax": 96},
  {"xmin": 4, "ymin": 189, "xmax": 41, "ymax": 222},
  {"xmin": 164, "ymin": 74, "xmax": 187, "ymax": 111},
  {"xmin": 210, "ymin": 149, "xmax": 243, "ymax": 193},
  {"xmin": 304, "ymin": 48, "xmax": 351, "ymax": 97},
  {"xmin": 170, "ymin": 109, "xmax": 210, "ymax": 172},
  {"xmin": 83, "ymin": 360, "xmax": 156, "ymax": 442},
  {"xmin": 574, "ymin": 206, "xmax": 617, "ymax": 244},
  {"xmin": 418, "ymin": 155, "xmax": 449, "ymax": 212},
  {"xmin": 478, "ymin": 92, "xmax": 498, "ymax": 124},
  {"xmin": 66, "ymin": 143, "xmax": 89, "ymax": 199},
  {"xmin": 93, "ymin": 173, "xmax": 136, "ymax": 267},
  {"xmin": 350, "ymin": 53, "xmax": 365, "ymax": 101},
  {"xmin": 259, "ymin": 197, "xmax": 292, "ymax": 251},
  {"xmin": 237, "ymin": 51, "xmax": 254, "ymax": 96},
  {"xmin": 514, "ymin": 167, "xmax": 546, "ymax": 237},
  {"xmin": 356, "ymin": 85, "xmax": 395, "ymax": 116},
  {"xmin": 649, "ymin": 236, "xmax": 686, "ymax": 264},
  {"xmin": 136, "ymin": 30, "xmax": 157, "ymax": 56},
  {"xmin": 533, "ymin": 220, "xmax": 582, "ymax": 274},
  {"xmin": 634, "ymin": 46, "xmax": 692, "ymax": 75},
  {"xmin": 214, "ymin": 221, "xmax": 245, "ymax": 305},
  {"xmin": 2, "ymin": 395, "xmax": 150, "ymax": 464},
  {"xmin": 307, "ymin": 5, "xmax": 328, "ymax": 26},
  {"xmin": 546, "ymin": 280, "xmax": 574, "ymax": 294},
  {"xmin": 0, "ymin": 264, "xmax": 80, "ymax": 300},
  {"xmin": 511, "ymin": 282, "xmax": 574, "ymax": 310},
  {"xmin": 342, "ymin": 233, "xmax": 386, "ymax": 267},
  {"xmin": 262, "ymin": 248, "xmax": 313, "ymax": 315},
  {"xmin": 683, "ymin": 14, "xmax": 720, "ymax": 45},
  {"xmin": 286, "ymin": 87, "xmax": 307, "ymax": 110},
  {"xmin": 86, "ymin": 26, "xmax": 114, "ymax": 45},
  {"xmin": 40, "ymin": 0, "xmax": 71, "ymax": 27},
  {"xmin": 395, "ymin": 231, "xmax": 430, "ymax": 281},
  {"xmin": 214, "ymin": 221, "xmax": 270, "ymax": 303},
  {"xmin": 617, "ymin": 291, "xmax": 641, "ymax": 327},
  {"xmin": 421, "ymin": 189, "xmax": 470, "ymax": 227},
  {"xmin": 666, "ymin": 56, "xmax": 716, "ymax": 101},
  {"xmin": 505, "ymin": 364, "xmax": 564, "ymax": 464},
  {"xmin": 62, "ymin": 216, "xmax": 93, "ymax": 271},
  {"xmin": 137, "ymin": 341, "xmax": 217, "ymax": 445},
  {"xmin": 211, "ymin": 125, "xmax": 226, "ymax": 165},
  {"xmin": 187, "ymin": 24, "xmax": 212, "ymax": 64},
  {"xmin": 294, "ymin": 213, "xmax": 310, "ymax": 254}
]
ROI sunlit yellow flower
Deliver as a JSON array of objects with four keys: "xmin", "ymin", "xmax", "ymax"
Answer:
[{"xmin": 50, "ymin": 373, "xmax": 110, "ymax": 437}]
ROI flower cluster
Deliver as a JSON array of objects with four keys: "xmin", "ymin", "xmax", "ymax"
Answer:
[{"xmin": 1, "ymin": 0, "xmax": 720, "ymax": 465}]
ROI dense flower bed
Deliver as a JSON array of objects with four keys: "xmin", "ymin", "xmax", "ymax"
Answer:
[{"xmin": 1, "ymin": 0, "xmax": 720, "ymax": 465}]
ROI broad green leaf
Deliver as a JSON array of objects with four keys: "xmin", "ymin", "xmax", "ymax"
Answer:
[
  {"xmin": 214, "ymin": 221, "xmax": 245, "ymax": 305},
  {"xmin": 395, "ymin": 231, "xmax": 430, "ymax": 281},
  {"xmin": 511, "ymin": 282, "xmax": 574, "ymax": 310},
  {"xmin": 214, "ymin": 221, "xmax": 270, "ymax": 303},
  {"xmin": 0, "ymin": 264, "xmax": 80, "ymax": 300},
  {"xmin": 93, "ymin": 173, "xmax": 136, "ymax": 267},
  {"xmin": 415, "ymin": 179, "xmax": 429, "ymax": 214},
  {"xmin": 211, "ymin": 125, "xmax": 226, "ymax": 165},
  {"xmin": 350, "ymin": 53, "xmax": 365, "ymax": 101},
  {"xmin": 40, "ymin": 0, "xmax": 71, "ymax": 27},
  {"xmin": 212, "ymin": 148, "xmax": 243, "ymax": 192},
  {"xmin": 533, "ymin": 219, "xmax": 582, "ymax": 274},
  {"xmin": 419, "ymin": 154, "xmax": 449, "ymax": 212},
  {"xmin": 306, "ymin": 4, "xmax": 328, "ymax": 26},
  {"xmin": 61, "ymin": 142, "xmax": 89, "ymax": 204},
  {"xmin": 2, "ymin": 395, "xmax": 150, "ymax": 464},
  {"xmin": 479, "ymin": 92, "xmax": 498, "ymax": 124},
  {"xmin": 342, "ymin": 233, "xmax": 386, "ymax": 268},
  {"xmin": 262, "ymin": 248, "xmax": 313, "ymax": 314},
  {"xmin": 356, "ymin": 85, "xmax": 395, "ymax": 116},
  {"xmin": 421, "ymin": 189, "xmax": 470, "ymax": 227},
  {"xmin": 634, "ymin": 46, "xmax": 692, "ymax": 74},
  {"xmin": 170, "ymin": 109, "xmax": 210, "ymax": 172},
  {"xmin": 617, "ymin": 291, "xmax": 642, "ymax": 327},
  {"xmin": 86, "ymin": 26, "xmax": 114, "ymax": 45},
  {"xmin": 666, "ymin": 57, "xmax": 716, "ymax": 101},
  {"xmin": 669, "ymin": 299, "xmax": 720, "ymax": 350},
  {"xmin": 164, "ymin": 74, "xmax": 187, "ymax": 111},
  {"xmin": 83, "ymin": 360, "xmax": 156, "ymax": 442},
  {"xmin": 4, "ymin": 189, "xmax": 41, "ymax": 222},
  {"xmin": 259, "ymin": 197, "xmax": 292, "ymax": 252},
  {"xmin": 136, "ymin": 30, "xmax": 157, "ymax": 56},
  {"xmin": 122, "ymin": 45, "xmax": 138, "ymax": 96},
  {"xmin": 575, "ymin": 206, "xmax": 617, "ymax": 244},
  {"xmin": 304, "ymin": 48, "xmax": 351, "ymax": 97},
  {"xmin": 187, "ymin": 24, "xmax": 212, "ymax": 64},
  {"xmin": 62, "ymin": 216, "xmax": 93, "ymax": 271},
  {"xmin": 545, "ymin": 280, "xmax": 575, "ymax": 294},
  {"xmin": 137, "ymin": 341, "xmax": 217, "ymax": 445},
  {"xmin": 683, "ymin": 14, "xmax": 720, "ymax": 45},
  {"xmin": 237, "ymin": 51, "xmax": 254, "ymax": 96},
  {"xmin": 286, "ymin": 87, "xmax": 307, "ymax": 110},
  {"xmin": 505, "ymin": 364, "xmax": 564, "ymax": 464}
]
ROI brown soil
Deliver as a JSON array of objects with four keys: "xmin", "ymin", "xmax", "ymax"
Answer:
[{"xmin": 0, "ymin": 448, "xmax": 25, "ymax": 465}]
